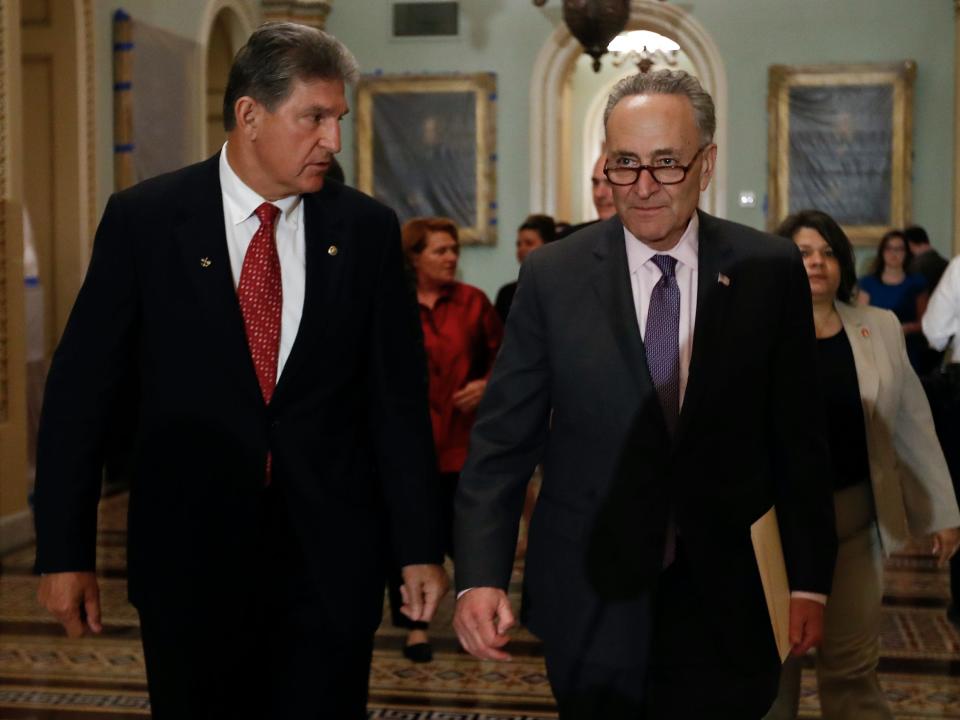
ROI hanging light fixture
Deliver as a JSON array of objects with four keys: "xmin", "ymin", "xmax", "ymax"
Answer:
[
  {"xmin": 608, "ymin": 30, "xmax": 680, "ymax": 73},
  {"xmin": 532, "ymin": 0, "xmax": 631, "ymax": 72}
]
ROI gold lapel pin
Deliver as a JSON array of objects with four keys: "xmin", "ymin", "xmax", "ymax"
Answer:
[
  {"xmin": 717, "ymin": 272, "xmax": 730, "ymax": 287},
  {"xmin": 328, "ymin": 245, "xmax": 338, "ymax": 257},
  {"xmin": 200, "ymin": 257, "xmax": 212, "ymax": 268},
  {"xmin": 861, "ymin": 327, "xmax": 870, "ymax": 338}
]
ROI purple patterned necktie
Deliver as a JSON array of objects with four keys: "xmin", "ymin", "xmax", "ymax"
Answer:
[
  {"xmin": 645, "ymin": 254, "xmax": 680, "ymax": 436},
  {"xmin": 645, "ymin": 254, "xmax": 680, "ymax": 567}
]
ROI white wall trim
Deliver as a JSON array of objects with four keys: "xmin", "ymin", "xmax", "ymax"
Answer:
[
  {"xmin": 0, "ymin": 509, "xmax": 34, "ymax": 555},
  {"xmin": 530, "ymin": 0, "xmax": 728, "ymax": 218}
]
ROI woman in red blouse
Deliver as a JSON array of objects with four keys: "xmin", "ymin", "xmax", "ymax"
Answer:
[{"xmin": 389, "ymin": 216, "xmax": 503, "ymax": 662}]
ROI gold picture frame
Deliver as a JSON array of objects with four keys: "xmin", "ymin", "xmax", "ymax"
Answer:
[
  {"xmin": 767, "ymin": 61, "xmax": 915, "ymax": 246},
  {"xmin": 355, "ymin": 73, "xmax": 497, "ymax": 245}
]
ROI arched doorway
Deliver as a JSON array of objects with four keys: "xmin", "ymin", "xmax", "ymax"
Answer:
[
  {"xmin": 529, "ymin": 0, "xmax": 727, "ymax": 221},
  {"xmin": 200, "ymin": 1, "xmax": 257, "ymax": 157}
]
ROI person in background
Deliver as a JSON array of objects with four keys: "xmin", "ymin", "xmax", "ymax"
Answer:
[
  {"xmin": 557, "ymin": 150, "xmax": 617, "ymax": 239},
  {"xmin": 905, "ymin": 225, "xmax": 949, "ymax": 374},
  {"xmin": 326, "ymin": 155, "xmax": 346, "ymax": 184},
  {"xmin": 590, "ymin": 152, "xmax": 617, "ymax": 222},
  {"xmin": 905, "ymin": 225, "xmax": 948, "ymax": 294},
  {"xmin": 766, "ymin": 210, "xmax": 960, "ymax": 720},
  {"xmin": 858, "ymin": 229, "xmax": 929, "ymax": 372},
  {"xmin": 388, "ymin": 216, "xmax": 503, "ymax": 663},
  {"xmin": 495, "ymin": 214, "xmax": 556, "ymax": 322},
  {"xmin": 922, "ymin": 255, "xmax": 960, "ymax": 627}
]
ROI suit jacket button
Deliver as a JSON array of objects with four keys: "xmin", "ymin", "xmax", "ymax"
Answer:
[{"xmin": 271, "ymin": 419, "xmax": 280, "ymax": 430}]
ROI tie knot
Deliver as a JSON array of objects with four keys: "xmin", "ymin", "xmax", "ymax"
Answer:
[
  {"xmin": 652, "ymin": 254, "xmax": 677, "ymax": 278},
  {"xmin": 255, "ymin": 202, "xmax": 280, "ymax": 227}
]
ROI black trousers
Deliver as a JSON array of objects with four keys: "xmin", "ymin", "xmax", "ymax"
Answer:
[
  {"xmin": 387, "ymin": 471, "xmax": 457, "ymax": 630},
  {"xmin": 544, "ymin": 545, "xmax": 779, "ymax": 720},
  {"xmin": 138, "ymin": 486, "xmax": 374, "ymax": 720},
  {"xmin": 922, "ymin": 366, "xmax": 960, "ymax": 605}
]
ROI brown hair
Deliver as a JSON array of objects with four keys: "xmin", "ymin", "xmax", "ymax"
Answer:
[
  {"xmin": 223, "ymin": 22, "xmax": 359, "ymax": 131},
  {"xmin": 870, "ymin": 229, "xmax": 912, "ymax": 277},
  {"xmin": 401, "ymin": 217, "xmax": 459, "ymax": 262}
]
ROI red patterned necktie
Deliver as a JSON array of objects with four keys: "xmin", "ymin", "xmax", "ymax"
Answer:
[{"xmin": 238, "ymin": 202, "xmax": 283, "ymax": 404}]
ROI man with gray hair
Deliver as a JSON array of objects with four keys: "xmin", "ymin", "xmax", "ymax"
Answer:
[
  {"xmin": 34, "ymin": 22, "xmax": 447, "ymax": 718},
  {"xmin": 453, "ymin": 69, "xmax": 836, "ymax": 717}
]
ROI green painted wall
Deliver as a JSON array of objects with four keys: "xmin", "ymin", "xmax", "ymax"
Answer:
[
  {"xmin": 329, "ymin": 0, "xmax": 954, "ymax": 298},
  {"xmin": 91, "ymin": 1, "xmax": 955, "ymax": 299}
]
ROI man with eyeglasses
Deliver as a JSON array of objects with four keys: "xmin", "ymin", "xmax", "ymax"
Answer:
[{"xmin": 452, "ymin": 69, "xmax": 837, "ymax": 718}]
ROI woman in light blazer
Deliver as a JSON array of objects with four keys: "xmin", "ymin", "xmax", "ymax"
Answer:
[{"xmin": 764, "ymin": 210, "xmax": 960, "ymax": 720}]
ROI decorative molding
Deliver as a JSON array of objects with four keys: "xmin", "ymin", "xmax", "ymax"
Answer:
[
  {"xmin": 82, "ymin": 0, "xmax": 95, "ymax": 242},
  {"xmin": 0, "ymin": 0, "xmax": 8, "ymax": 423},
  {"xmin": 262, "ymin": 0, "xmax": 332, "ymax": 30},
  {"xmin": 20, "ymin": 0, "xmax": 51, "ymax": 27},
  {"xmin": 112, "ymin": 10, "xmax": 133, "ymax": 192},
  {"xmin": 529, "ymin": 0, "xmax": 727, "ymax": 218}
]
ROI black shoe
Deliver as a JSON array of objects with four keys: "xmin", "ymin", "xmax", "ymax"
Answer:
[{"xmin": 403, "ymin": 642, "xmax": 433, "ymax": 663}]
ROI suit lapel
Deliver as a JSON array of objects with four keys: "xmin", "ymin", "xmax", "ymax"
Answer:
[
  {"xmin": 676, "ymin": 211, "xmax": 734, "ymax": 443},
  {"xmin": 174, "ymin": 155, "xmax": 264, "ymax": 407},
  {"xmin": 271, "ymin": 187, "xmax": 347, "ymax": 406},
  {"xmin": 590, "ymin": 220, "xmax": 654, "ymax": 399},
  {"xmin": 836, "ymin": 301, "xmax": 879, "ymax": 419}
]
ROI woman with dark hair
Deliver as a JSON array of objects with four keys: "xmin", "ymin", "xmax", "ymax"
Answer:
[
  {"xmin": 858, "ymin": 229, "xmax": 929, "ymax": 371},
  {"xmin": 494, "ymin": 214, "xmax": 556, "ymax": 322},
  {"xmin": 389, "ymin": 216, "xmax": 503, "ymax": 662},
  {"xmin": 764, "ymin": 210, "xmax": 960, "ymax": 720}
]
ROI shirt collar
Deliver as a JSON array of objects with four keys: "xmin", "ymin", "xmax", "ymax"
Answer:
[
  {"xmin": 624, "ymin": 211, "xmax": 700, "ymax": 275},
  {"xmin": 219, "ymin": 142, "xmax": 302, "ymax": 228}
]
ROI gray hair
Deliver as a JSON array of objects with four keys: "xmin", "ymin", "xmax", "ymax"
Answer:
[
  {"xmin": 223, "ymin": 22, "xmax": 360, "ymax": 131},
  {"xmin": 603, "ymin": 69, "xmax": 716, "ymax": 144}
]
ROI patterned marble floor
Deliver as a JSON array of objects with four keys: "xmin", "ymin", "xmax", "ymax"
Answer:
[{"xmin": 1, "ymin": 493, "xmax": 959, "ymax": 718}]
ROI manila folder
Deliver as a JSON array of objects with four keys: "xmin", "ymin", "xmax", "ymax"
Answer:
[{"xmin": 751, "ymin": 506, "xmax": 791, "ymax": 662}]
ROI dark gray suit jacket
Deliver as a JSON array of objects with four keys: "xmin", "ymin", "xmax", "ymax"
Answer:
[{"xmin": 455, "ymin": 211, "xmax": 837, "ymax": 670}]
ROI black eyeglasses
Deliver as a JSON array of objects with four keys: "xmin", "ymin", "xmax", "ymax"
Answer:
[{"xmin": 603, "ymin": 144, "xmax": 710, "ymax": 187}]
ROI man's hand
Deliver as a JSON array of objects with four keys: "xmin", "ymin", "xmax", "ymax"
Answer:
[
  {"xmin": 399, "ymin": 564, "xmax": 449, "ymax": 623},
  {"xmin": 37, "ymin": 571, "xmax": 102, "ymax": 638},
  {"xmin": 931, "ymin": 527, "xmax": 960, "ymax": 567},
  {"xmin": 453, "ymin": 587, "xmax": 515, "ymax": 661},
  {"xmin": 452, "ymin": 380, "xmax": 487, "ymax": 413},
  {"xmin": 788, "ymin": 596, "xmax": 824, "ymax": 656}
]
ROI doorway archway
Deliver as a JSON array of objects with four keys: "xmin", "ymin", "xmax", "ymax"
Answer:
[{"xmin": 199, "ymin": 0, "xmax": 257, "ymax": 158}]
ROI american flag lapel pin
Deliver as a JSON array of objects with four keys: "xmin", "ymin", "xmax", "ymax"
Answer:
[{"xmin": 717, "ymin": 272, "xmax": 730, "ymax": 287}]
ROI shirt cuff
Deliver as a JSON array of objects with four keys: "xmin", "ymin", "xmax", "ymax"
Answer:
[
  {"xmin": 791, "ymin": 591, "xmax": 827, "ymax": 606},
  {"xmin": 456, "ymin": 587, "xmax": 475, "ymax": 600}
]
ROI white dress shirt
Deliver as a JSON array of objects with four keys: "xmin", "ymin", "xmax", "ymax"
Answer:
[
  {"xmin": 923, "ymin": 255, "xmax": 960, "ymax": 362},
  {"xmin": 219, "ymin": 143, "xmax": 306, "ymax": 378}
]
